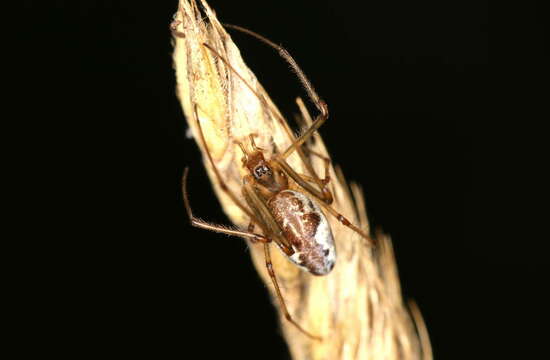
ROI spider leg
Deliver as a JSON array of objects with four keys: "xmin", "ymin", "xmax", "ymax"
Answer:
[
  {"xmin": 263, "ymin": 243, "xmax": 322, "ymax": 341},
  {"xmin": 202, "ymin": 39, "xmax": 328, "ymax": 205},
  {"xmin": 246, "ymin": 221, "xmax": 268, "ymax": 244},
  {"xmin": 190, "ymin": 103, "xmax": 272, "ymax": 237},
  {"xmin": 219, "ymin": 26, "xmax": 331, "ymax": 191},
  {"xmin": 275, "ymin": 158, "xmax": 333, "ymax": 205},
  {"xmin": 316, "ymin": 200, "xmax": 376, "ymax": 247},
  {"xmin": 304, "ymin": 149, "xmax": 331, "ymax": 183},
  {"xmin": 293, "ymin": 149, "xmax": 333, "ymax": 200},
  {"xmin": 183, "ymin": 168, "xmax": 270, "ymax": 243}
]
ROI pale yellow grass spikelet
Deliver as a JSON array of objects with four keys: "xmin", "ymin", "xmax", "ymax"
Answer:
[{"xmin": 172, "ymin": 1, "xmax": 432, "ymax": 359}]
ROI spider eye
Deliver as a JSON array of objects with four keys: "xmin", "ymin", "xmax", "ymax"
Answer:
[{"xmin": 254, "ymin": 165, "xmax": 271, "ymax": 179}]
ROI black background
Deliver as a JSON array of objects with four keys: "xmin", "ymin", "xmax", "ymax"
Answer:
[{"xmin": 24, "ymin": 1, "xmax": 545, "ymax": 359}]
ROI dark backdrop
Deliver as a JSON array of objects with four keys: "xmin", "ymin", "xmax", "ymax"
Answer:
[{"xmin": 24, "ymin": 1, "xmax": 545, "ymax": 359}]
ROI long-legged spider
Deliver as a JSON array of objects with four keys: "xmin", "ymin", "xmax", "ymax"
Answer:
[{"xmin": 181, "ymin": 25, "xmax": 373, "ymax": 340}]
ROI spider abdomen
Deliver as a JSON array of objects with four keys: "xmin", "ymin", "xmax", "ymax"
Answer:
[{"xmin": 267, "ymin": 190, "xmax": 336, "ymax": 275}]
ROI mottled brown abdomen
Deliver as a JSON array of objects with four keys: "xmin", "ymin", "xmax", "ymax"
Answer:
[{"xmin": 267, "ymin": 190, "xmax": 335, "ymax": 275}]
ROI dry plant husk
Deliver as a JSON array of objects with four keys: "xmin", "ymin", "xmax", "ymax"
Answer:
[{"xmin": 172, "ymin": 1, "xmax": 432, "ymax": 359}]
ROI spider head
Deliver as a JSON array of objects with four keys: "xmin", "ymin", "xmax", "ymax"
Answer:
[
  {"xmin": 247, "ymin": 151, "xmax": 272, "ymax": 182},
  {"xmin": 245, "ymin": 151, "xmax": 287, "ymax": 193}
]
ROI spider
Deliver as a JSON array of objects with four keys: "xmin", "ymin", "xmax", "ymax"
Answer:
[{"xmin": 181, "ymin": 25, "xmax": 373, "ymax": 340}]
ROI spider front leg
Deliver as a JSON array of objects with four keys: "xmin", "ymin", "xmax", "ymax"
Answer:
[
  {"xmin": 204, "ymin": 29, "xmax": 330, "ymax": 205},
  {"xmin": 273, "ymin": 93, "xmax": 331, "ymax": 204}
]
